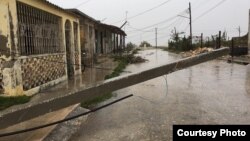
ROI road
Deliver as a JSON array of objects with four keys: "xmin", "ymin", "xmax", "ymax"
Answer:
[{"xmin": 70, "ymin": 49, "xmax": 250, "ymax": 141}]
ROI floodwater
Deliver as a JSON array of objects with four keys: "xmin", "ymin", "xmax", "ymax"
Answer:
[{"xmin": 70, "ymin": 49, "xmax": 250, "ymax": 141}]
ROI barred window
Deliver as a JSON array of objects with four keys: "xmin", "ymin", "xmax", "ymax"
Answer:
[{"xmin": 17, "ymin": 2, "xmax": 62, "ymax": 56}]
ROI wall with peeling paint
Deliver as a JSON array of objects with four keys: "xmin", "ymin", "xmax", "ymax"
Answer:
[
  {"xmin": 0, "ymin": 0, "xmax": 81, "ymax": 96},
  {"xmin": 248, "ymin": 9, "xmax": 250, "ymax": 49},
  {"xmin": 80, "ymin": 20, "xmax": 95, "ymax": 66}
]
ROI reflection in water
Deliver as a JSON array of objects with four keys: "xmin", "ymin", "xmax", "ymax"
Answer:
[
  {"xmin": 246, "ymin": 65, "xmax": 250, "ymax": 94},
  {"xmin": 230, "ymin": 64, "xmax": 234, "ymax": 78},
  {"xmin": 188, "ymin": 68, "xmax": 193, "ymax": 88},
  {"xmin": 134, "ymin": 75, "xmax": 169, "ymax": 105},
  {"xmin": 163, "ymin": 75, "xmax": 169, "ymax": 96},
  {"xmin": 214, "ymin": 65, "xmax": 220, "ymax": 81},
  {"xmin": 155, "ymin": 49, "xmax": 158, "ymax": 64}
]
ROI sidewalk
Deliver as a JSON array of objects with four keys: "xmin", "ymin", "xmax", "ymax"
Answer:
[{"xmin": 0, "ymin": 57, "xmax": 118, "ymax": 141}]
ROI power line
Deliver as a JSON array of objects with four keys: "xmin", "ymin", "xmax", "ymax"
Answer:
[
  {"xmin": 127, "ymin": 19, "xmax": 184, "ymax": 40},
  {"xmin": 193, "ymin": 0, "xmax": 227, "ymax": 22},
  {"xmin": 0, "ymin": 94, "xmax": 133, "ymax": 138},
  {"xmin": 111, "ymin": 0, "xmax": 173, "ymax": 24},
  {"xmin": 128, "ymin": 15, "xmax": 178, "ymax": 34},
  {"xmin": 126, "ymin": 25, "xmax": 154, "ymax": 33},
  {"xmin": 74, "ymin": 0, "xmax": 93, "ymax": 8},
  {"xmin": 127, "ymin": 8, "xmax": 189, "ymax": 35},
  {"xmin": 128, "ymin": 14, "xmax": 188, "ymax": 39},
  {"xmin": 193, "ymin": 0, "xmax": 211, "ymax": 10}
]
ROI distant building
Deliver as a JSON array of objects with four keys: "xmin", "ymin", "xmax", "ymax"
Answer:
[
  {"xmin": 0, "ymin": 0, "xmax": 81, "ymax": 96},
  {"xmin": 67, "ymin": 9, "xmax": 126, "ymax": 67}
]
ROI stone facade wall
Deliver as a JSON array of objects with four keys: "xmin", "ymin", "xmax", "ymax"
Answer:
[{"xmin": 20, "ymin": 54, "xmax": 66, "ymax": 91}]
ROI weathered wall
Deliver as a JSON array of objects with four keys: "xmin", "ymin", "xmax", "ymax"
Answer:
[
  {"xmin": 0, "ymin": 0, "xmax": 22, "ymax": 95},
  {"xmin": 0, "ymin": 0, "xmax": 19, "ymax": 59},
  {"xmin": 248, "ymin": 9, "xmax": 250, "ymax": 49},
  {"xmin": 20, "ymin": 54, "xmax": 66, "ymax": 91},
  {"xmin": 0, "ymin": 0, "xmax": 81, "ymax": 96},
  {"xmin": 80, "ymin": 20, "xmax": 95, "ymax": 66}
]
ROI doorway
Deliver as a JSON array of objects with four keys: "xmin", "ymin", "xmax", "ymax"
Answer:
[{"xmin": 65, "ymin": 20, "xmax": 74, "ymax": 78}]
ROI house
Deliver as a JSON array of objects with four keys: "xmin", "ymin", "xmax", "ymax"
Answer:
[
  {"xmin": 95, "ymin": 23, "xmax": 126, "ymax": 55},
  {"xmin": 0, "ymin": 0, "xmax": 81, "ymax": 96},
  {"xmin": 67, "ymin": 9, "xmax": 96, "ymax": 67},
  {"xmin": 68, "ymin": 9, "xmax": 126, "ymax": 67}
]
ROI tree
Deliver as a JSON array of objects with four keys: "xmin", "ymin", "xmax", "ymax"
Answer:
[
  {"xmin": 139, "ymin": 41, "xmax": 151, "ymax": 47},
  {"xmin": 126, "ymin": 42, "xmax": 136, "ymax": 52},
  {"xmin": 168, "ymin": 30, "xmax": 191, "ymax": 51}
]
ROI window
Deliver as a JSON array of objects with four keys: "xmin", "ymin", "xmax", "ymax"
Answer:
[{"xmin": 17, "ymin": 2, "xmax": 62, "ymax": 55}]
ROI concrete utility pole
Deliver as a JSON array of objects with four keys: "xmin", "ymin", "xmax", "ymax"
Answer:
[
  {"xmin": 189, "ymin": 2, "xmax": 193, "ymax": 49},
  {"xmin": 237, "ymin": 26, "xmax": 241, "ymax": 37},
  {"xmin": 218, "ymin": 31, "xmax": 221, "ymax": 49},
  {"xmin": 201, "ymin": 33, "xmax": 203, "ymax": 48},
  {"xmin": 155, "ymin": 27, "xmax": 158, "ymax": 48}
]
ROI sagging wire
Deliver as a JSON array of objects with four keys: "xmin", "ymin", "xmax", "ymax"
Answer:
[{"xmin": 0, "ymin": 94, "xmax": 133, "ymax": 138}]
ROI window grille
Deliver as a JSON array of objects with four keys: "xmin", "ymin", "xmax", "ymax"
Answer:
[{"xmin": 17, "ymin": 2, "xmax": 62, "ymax": 55}]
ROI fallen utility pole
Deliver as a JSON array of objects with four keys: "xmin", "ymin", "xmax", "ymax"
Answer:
[{"xmin": 0, "ymin": 48, "xmax": 229, "ymax": 129}]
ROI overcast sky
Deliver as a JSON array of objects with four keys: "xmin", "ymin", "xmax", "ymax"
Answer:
[{"xmin": 48, "ymin": 0, "xmax": 250, "ymax": 46}]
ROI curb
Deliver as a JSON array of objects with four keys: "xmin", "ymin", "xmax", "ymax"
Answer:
[{"xmin": 42, "ymin": 106, "xmax": 90, "ymax": 141}]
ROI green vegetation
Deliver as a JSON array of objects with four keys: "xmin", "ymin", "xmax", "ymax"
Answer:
[
  {"xmin": 0, "ymin": 95, "xmax": 31, "ymax": 111},
  {"xmin": 132, "ymin": 48, "xmax": 141, "ymax": 55},
  {"xmin": 139, "ymin": 41, "xmax": 151, "ymax": 47},
  {"xmin": 105, "ymin": 53, "xmax": 147, "ymax": 80},
  {"xmin": 105, "ymin": 56, "xmax": 129, "ymax": 80},
  {"xmin": 168, "ymin": 33, "xmax": 193, "ymax": 52},
  {"xmin": 81, "ymin": 92, "xmax": 113, "ymax": 108},
  {"xmin": 126, "ymin": 42, "xmax": 137, "ymax": 52}
]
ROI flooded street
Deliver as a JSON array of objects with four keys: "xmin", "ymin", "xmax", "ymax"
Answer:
[{"xmin": 70, "ymin": 49, "xmax": 250, "ymax": 141}]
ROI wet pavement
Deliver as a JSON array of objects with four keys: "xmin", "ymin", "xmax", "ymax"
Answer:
[
  {"xmin": 70, "ymin": 49, "xmax": 250, "ymax": 141},
  {"xmin": 0, "ymin": 57, "xmax": 118, "ymax": 141}
]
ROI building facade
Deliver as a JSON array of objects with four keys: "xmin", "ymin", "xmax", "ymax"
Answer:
[
  {"xmin": 248, "ymin": 9, "xmax": 250, "ymax": 49},
  {"xmin": 0, "ymin": 0, "xmax": 81, "ymax": 96},
  {"xmin": 69, "ymin": 9, "xmax": 126, "ymax": 67},
  {"xmin": 67, "ymin": 9, "xmax": 96, "ymax": 67},
  {"xmin": 95, "ymin": 23, "xmax": 126, "ymax": 55}
]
